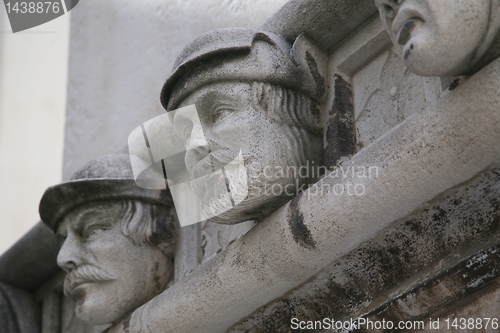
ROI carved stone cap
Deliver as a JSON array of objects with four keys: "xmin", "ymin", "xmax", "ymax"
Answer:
[
  {"xmin": 39, "ymin": 153, "xmax": 173, "ymax": 232},
  {"xmin": 160, "ymin": 28, "xmax": 327, "ymax": 111}
]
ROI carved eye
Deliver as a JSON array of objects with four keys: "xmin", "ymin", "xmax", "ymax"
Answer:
[
  {"xmin": 85, "ymin": 226, "xmax": 105, "ymax": 240},
  {"xmin": 213, "ymin": 108, "xmax": 233, "ymax": 123}
]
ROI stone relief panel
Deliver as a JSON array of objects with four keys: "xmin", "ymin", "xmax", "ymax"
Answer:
[{"xmin": 353, "ymin": 48, "xmax": 427, "ymax": 148}]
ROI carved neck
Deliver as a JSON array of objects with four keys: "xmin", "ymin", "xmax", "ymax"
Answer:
[
  {"xmin": 469, "ymin": 26, "xmax": 500, "ymax": 75},
  {"xmin": 469, "ymin": 1, "xmax": 500, "ymax": 75}
]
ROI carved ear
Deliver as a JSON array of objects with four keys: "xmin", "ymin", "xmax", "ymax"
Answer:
[{"xmin": 291, "ymin": 33, "xmax": 329, "ymax": 103}]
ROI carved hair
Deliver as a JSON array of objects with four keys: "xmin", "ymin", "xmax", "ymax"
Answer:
[
  {"xmin": 251, "ymin": 82, "xmax": 323, "ymax": 135},
  {"xmin": 250, "ymin": 81, "xmax": 323, "ymax": 183},
  {"xmin": 118, "ymin": 200, "xmax": 178, "ymax": 258}
]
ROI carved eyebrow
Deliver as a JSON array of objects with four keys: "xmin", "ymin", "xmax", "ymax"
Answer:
[
  {"xmin": 197, "ymin": 88, "xmax": 242, "ymax": 105},
  {"xmin": 195, "ymin": 91, "xmax": 240, "ymax": 121},
  {"xmin": 69, "ymin": 208, "xmax": 108, "ymax": 236}
]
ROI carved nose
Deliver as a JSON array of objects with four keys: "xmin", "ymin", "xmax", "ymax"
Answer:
[
  {"xmin": 186, "ymin": 123, "xmax": 207, "ymax": 151},
  {"xmin": 185, "ymin": 143, "xmax": 211, "ymax": 176},
  {"xmin": 398, "ymin": 19, "xmax": 416, "ymax": 45},
  {"xmin": 57, "ymin": 235, "xmax": 81, "ymax": 272}
]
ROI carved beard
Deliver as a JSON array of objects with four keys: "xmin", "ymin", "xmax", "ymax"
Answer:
[
  {"xmin": 192, "ymin": 125, "xmax": 320, "ymax": 224},
  {"xmin": 199, "ymin": 162, "xmax": 248, "ymax": 220}
]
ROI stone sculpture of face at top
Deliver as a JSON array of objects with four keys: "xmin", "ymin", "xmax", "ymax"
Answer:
[
  {"xmin": 39, "ymin": 153, "xmax": 177, "ymax": 325},
  {"xmin": 160, "ymin": 29, "xmax": 327, "ymax": 224},
  {"xmin": 375, "ymin": 0, "xmax": 500, "ymax": 76}
]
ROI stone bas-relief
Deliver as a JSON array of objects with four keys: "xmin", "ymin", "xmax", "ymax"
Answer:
[
  {"xmin": 354, "ymin": 49, "xmax": 427, "ymax": 147},
  {"xmin": 161, "ymin": 28, "xmax": 327, "ymax": 225},
  {"xmin": 375, "ymin": 0, "xmax": 500, "ymax": 76},
  {"xmin": 38, "ymin": 153, "xmax": 178, "ymax": 326}
]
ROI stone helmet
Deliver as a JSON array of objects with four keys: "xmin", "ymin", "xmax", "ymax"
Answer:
[
  {"xmin": 160, "ymin": 28, "xmax": 328, "ymax": 111},
  {"xmin": 39, "ymin": 152, "xmax": 173, "ymax": 232}
]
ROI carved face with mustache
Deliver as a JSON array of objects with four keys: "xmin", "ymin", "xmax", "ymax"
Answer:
[
  {"xmin": 56, "ymin": 202, "xmax": 170, "ymax": 325},
  {"xmin": 375, "ymin": 0, "xmax": 495, "ymax": 76},
  {"xmin": 174, "ymin": 82, "xmax": 321, "ymax": 224}
]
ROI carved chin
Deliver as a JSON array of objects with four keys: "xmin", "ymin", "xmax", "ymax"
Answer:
[
  {"xmin": 200, "ymin": 173, "xmax": 248, "ymax": 222},
  {"xmin": 71, "ymin": 291, "xmax": 119, "ymax": 324},
  {"xmin": 398, "ymin": 29, "xmax": 474, "ymax": 77},
  {"xmin": 68, "ymin": 287, "xmax": 86, "ymax": 306},
  {"xmin": 75, "ymin": 298, "xmax": 121, "ymax": 325},
  {"xmin": 75, "ymin": 298, "xmax": 101, "ymax": 324},
  {"xmin": 75, "ymin": 299, "xmax": 96, "ymax": 323},
  {"xmin": 201, "ymin": 177, "xmax": 296, "ymax": 224}
]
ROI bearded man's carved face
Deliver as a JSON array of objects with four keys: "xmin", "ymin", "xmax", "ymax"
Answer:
[
  {"xmin": 174, "ymin": 81, "xmax": 322, "ymax": 224},
  {"xmin": 56, "ymin": 202, "xmax": 171, "ymax": 325}
]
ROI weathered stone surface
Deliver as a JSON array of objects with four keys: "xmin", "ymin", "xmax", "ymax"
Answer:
[
  {"xmin": 415, "ymin": 279, "xmax": 500, "ymax": 333},
  {"xmin": 358, "ymin": 245, "xmax": 500, "ymax": 333},
  {"xmin": 262, "ymin": 0, "xmax": 377, "ymax": 51},
  {"xmin": 353, "ymin": 48, "xmax": 427, "ymax": 147},
  {"xmin": 229, "ymin": 168, "xmax": 500, "ymax": 332},
  {"xmin": 200, "ymin": 220, "xmax": 256, "ymax": 264},
  {"xmin": 324, "ymin": 74, "xmax": 356, "ymax": 167}
]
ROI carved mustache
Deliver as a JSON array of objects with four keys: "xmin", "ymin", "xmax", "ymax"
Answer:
[
  {"xmin": 64, "ymin": 265, "xmax": 115, "ymax": 296},
  {"xmin": 191, "ymin": 148, "xmax": 241, "ymax": 181}
]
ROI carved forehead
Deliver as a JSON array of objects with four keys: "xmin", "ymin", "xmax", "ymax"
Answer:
[
  {"xmin": 177, "ymin": 81, "xmax": 252, "ymax": 108},
  {"xmin": 57, "ymin": 201, "xmax": 123, "ymax": 235}
]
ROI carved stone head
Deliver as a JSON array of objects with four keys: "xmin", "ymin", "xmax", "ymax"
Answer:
[
  {"xmin": 375, "ymin": 0, "xmax": 500, "ymax": 76},
  {"xmin": 39, "ymin": 153, "xmax": 177, "ymax": 325},
  {"xmin": 160, "ymin": 28, "xmax": 327, "ymax": 224}
]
